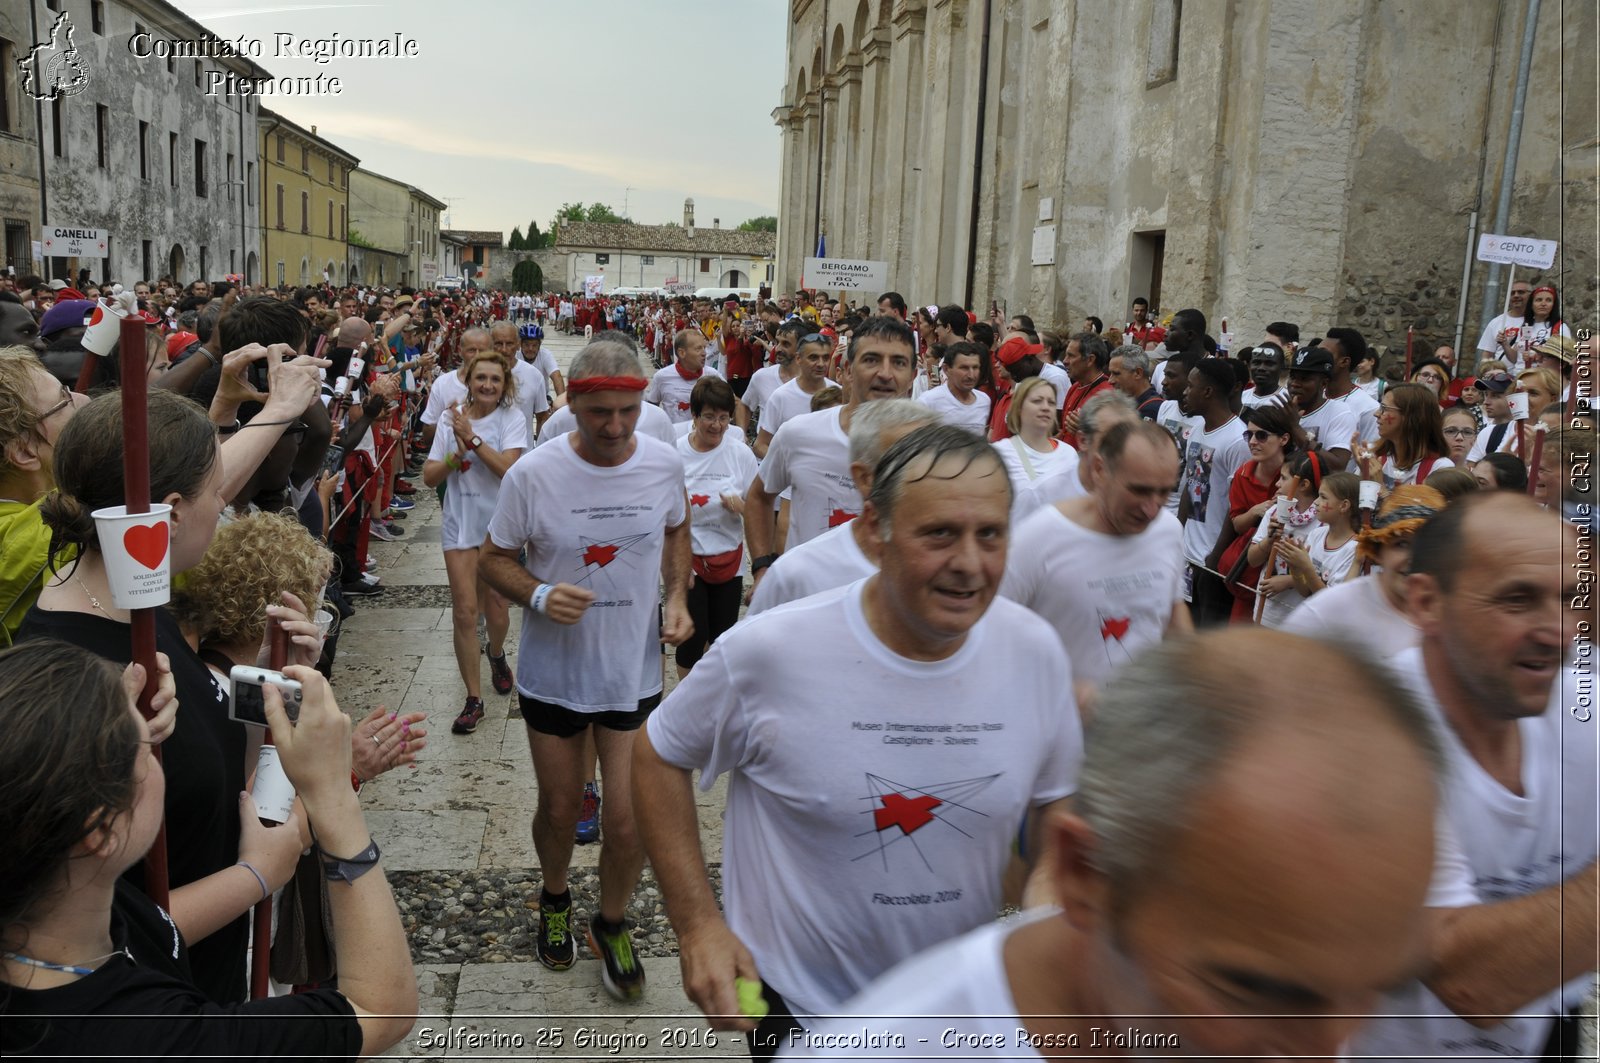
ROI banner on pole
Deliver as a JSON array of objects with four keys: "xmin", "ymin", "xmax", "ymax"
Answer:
[
  {"xmin": 1476, "ymin": 233, "xmax": 1557, "ymax": 269},
  {"xmin": 801, "ymin": 257, "xmax": 888, "ymax": 291}
]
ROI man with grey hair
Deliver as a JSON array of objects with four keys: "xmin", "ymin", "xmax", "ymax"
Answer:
[
  {"xmin": 1012, "ymin": 390, "xmax": 1139, "ymax": 522},
  {"xmin": 419, "ymin": 325, "xmax": 492, "ymax": 456},
  {"xmin": 1107, "ymin": 344, "xmax": 1161, "ymax": 420},
  {"xmin": 747, "ymin": 399, "xmax": 941, "ymax": 615},
  {"xmin": 637, "ymin": 423, "xmax": 1080, "ymax": 1059},
  {"xmin": 795, "ymin": 628, "xmax": 1446, "ymax": 1061},
  {"xmin": 1059, "ymin": 331, "xmax": 1112, "ymax": 449},
  {"xmin": 480, "ymin": 336, "xmax": 693, "ymax": 1002},
  {"xmin": 536, "ymin": 331, "xmax": 674, "ymax": 447}
]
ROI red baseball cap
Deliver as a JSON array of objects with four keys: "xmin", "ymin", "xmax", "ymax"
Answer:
[
  {"xmin": 166, "ymin": 331, "xmax": 200, "ymax": 357},
  {"xmin": 996, "ymin": 336, "xmax": 1045, "ymax": 367}
]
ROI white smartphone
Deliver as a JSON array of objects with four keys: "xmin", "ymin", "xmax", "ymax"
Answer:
[{"xmin": 228, "ymin": 666, "xmax": 303, "ymax": 728}]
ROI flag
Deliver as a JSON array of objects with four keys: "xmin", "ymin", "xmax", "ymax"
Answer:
[{"xmin": 815, "ymin": 233, "xmax": 826, "ymax": 258}]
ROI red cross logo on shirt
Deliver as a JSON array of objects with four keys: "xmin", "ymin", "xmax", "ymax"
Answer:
[
  {"xmin": 1099, "ymin": 616, "xmax": 1131, "ymax": 642},
  {"xmin": 828, "ymin": 508, "xmax": 857, "ymax": 527},
  {"xmin": 677, "ymin": 401, "xmax": 690, "ymax": 411},
  {"xmin": 582, "ymin": 544, "xmax": 619, "ymax": 567},
  {"xmin": 690, "ymin": 493, "xmax": 710, "ymax": 507},
  {"xmin": 873, "ymin": 792, "xmax": 943, "ymax": 836}
]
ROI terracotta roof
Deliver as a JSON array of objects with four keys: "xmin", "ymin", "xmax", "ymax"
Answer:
[
  {"xmin": 556, "ymin": 222, "xmax": 774, "ymax": 256},
  {"xmin": 443, "ymin": 229, "xmax": 504, "ymax": 247}
]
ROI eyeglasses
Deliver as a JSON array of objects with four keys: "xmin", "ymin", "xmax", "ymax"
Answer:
[
  {"xmin": 1442, "ymin": 427, "xmax": 1477, "ymax": 438},
  {"xmin": 1242, "ymin": 429, "xmax": 1278, "ymax": 442},
  {"xmin": 37, "ymin": 384, "xmax": 73, "ymax": 424},
  {"xmin": 1379, "ymin": 404, "xmax": 1401, "ymax": 414}
]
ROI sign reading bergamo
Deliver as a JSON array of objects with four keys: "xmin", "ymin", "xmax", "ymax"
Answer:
[{"xmin": 802, "ymin": 257, "xmax": 889, "ymax": 291}]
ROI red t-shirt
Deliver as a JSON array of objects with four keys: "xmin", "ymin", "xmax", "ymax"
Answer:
[
  {"xmin": 1058, "ymin": 377, "xmax": 1112, "ymax": 449},
  {"xmin": 723, "ymin": 336, "xmax": 758, "ymax": 379},
  {"xmin": 1126, "ymin": 322, "xmax": 1167, "ymax": 348}
]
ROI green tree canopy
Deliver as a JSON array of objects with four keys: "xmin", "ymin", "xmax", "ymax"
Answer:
[
  {"xmin": 552, "ymin": 202, "xmax": 630, "ymax": 231},
  {"xmin": 508, "ymin": 225, "xmax": 525, "ymax": 250},
  {"xmin": 737, "ymin": 216, "xmax": 778, "ymax": 233}
]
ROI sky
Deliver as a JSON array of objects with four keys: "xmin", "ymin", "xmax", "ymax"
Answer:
[{"xmin": 186, "ymin": 0, "xmax": 786, "ymax": 236}]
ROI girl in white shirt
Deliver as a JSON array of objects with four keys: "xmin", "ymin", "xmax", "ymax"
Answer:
[{"xmin": 422, "ymin": 352, "xmax": 528, "ymax": 733}]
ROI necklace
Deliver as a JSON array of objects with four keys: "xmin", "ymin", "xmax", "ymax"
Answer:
[
  {"xmin": 75, "ymin": 575, "xmax": 112, "ymax": 617},
  {"xmin": 4, "ymin": 948, "xmax": 125, "ymax": 977}
]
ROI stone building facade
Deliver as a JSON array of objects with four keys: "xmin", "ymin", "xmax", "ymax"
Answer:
[
  {"xmin": 0, "ymin": 4, "xmax": 45, "ymax": 273},
  {"xmin": 555, "ymin": 202, "xmax": 776, "ymax": 294},
  {"xmin": 348, "ymin": 167, "xmax": 444, "ymax": 288},
  {"xmin": 774, "ymin": 0, "xmax": 1595, "ymax": 351},
  {"xmin": 20, "ymin": 0, "xmax": 268, "ymax": 286}
]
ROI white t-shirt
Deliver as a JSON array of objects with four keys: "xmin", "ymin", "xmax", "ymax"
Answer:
[
  {"xmin": 759, "ymin": 405, "xmax": 858, "ymax": 550},
  {"xmin": 1351, "ymin": 655, "xmax": 1599, "ymax": 1063},
  {"xmin": 743, "ymin": 364, "xmax": 788, "ymax": 421},
  {"xmin": 1279, "ymin": 573, "xmax": 1421, "ymax": 659},
  {"xmin": 1381, "ymin": 454, "xmax": 1449, "ymax": 491},
  {"xmin": 1355, "ymin": 377, "xmax": 1384, "ymax": 400},
  {"xmin": 510, "ymin": 359, "xmax": 551, "ymax": 434},
  {"xmin": 645, "ymin": 581, "xmax": 1081, "ymax": 1021},
  {"xmin": 1001, "ymin": 506, "xmax": 1185, "ymax": 688},
  {"xmin": 486, "ymin": 434, "xmax": 686, "ymax": 713},
  {"xmin": 993, "ymin": 436, "xmax": 1075, "ymax": 492},
  {"xmin": 1037, "ymin": 362, "xmax": 1070, "ymax": 410},
  {"xmin": 530, "ymin": 347, "xmax": 561, "ymax": 388},
  {"xmin": 677, "ymin": 431, "xmax": 759, "ymax": 557},
  {"xmin": 535, "ymin": 401, "xmax": 676, "ymax": 449},
  {"xmin": 645, "ymin": 364, "xmax": 724, "ymax": 424},
  {"xmin": 746, "ymin": 522, "xmax": 875, "ymax": 616},
  {"xmin": 1477, "ymin": 313, "xmax": 1571, "ymax": 369},
  {"xmin": 1465, "ymin": 419, "xmax": 1519, "ymax": 463},
  {"xmin": 420, "ymin": 368, "xmax": 469, "ymax": 426},
  {"xmin": 783, "ymin": 907, "xmax": 1055, "ymax": 1061},
  {"xmin": 1010, "ymin": 461, "xmax": 1088, "ymax": 524},
  {"xmin": 1296, "ymin": 396, "xmax": 1359, "ymax": 454},
  {"xmin": 428, "ymin": 404, "xmax": 529, "ymax": 550},
  {"xmin": 1179, "ymin": 415, "xmax": 1250, "ymax": 565},
  {"xmin": 762, "ymin": 376, "xmax": 839, "ymax": 438},
  {"xmin": 1328, "ymin": 386, "xmax": 1381, "ymax": 447},
  {"xmin": 1156, "ymin": 399, "xmax": 1198, "ymax": 514},
  {"xmin": 918, "ymin": 383, "xmax": 992, "ymax": 436},
  {"xmin": 1251, "ymin": 514, "xmax": 1358, "ymax": 629},
  {"xmin": 1240, "ymin": 386, "xmax": 1289, "ymax": 408}
]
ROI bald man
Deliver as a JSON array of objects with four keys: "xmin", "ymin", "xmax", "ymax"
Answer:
[
  {"xmin": 1353, "ymin": 492, "xmax": 1597, "ymax": 1061},
  {"xmin": 792, "ymin": 629, "xmax": 1445, "ymax": 1061}
]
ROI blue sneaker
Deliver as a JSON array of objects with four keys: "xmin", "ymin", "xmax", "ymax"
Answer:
[
  {"xmin": 388, "ymin": 496, "xmax": 415, "ymax": 511},
  {"xmin": 575, "ymin": 782, "xmax": 601, "ymax": 845}
]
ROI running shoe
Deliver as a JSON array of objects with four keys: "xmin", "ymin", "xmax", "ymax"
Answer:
[
  {"xmin": 488, "ymin": 650, "xmax": 514, "ymax": 696},
  {"xmin": 359, "ymin": 572, "xmax": 382, "ymax": 587},
  {"xmin": 537, "ymin": 891, "xmax": 577, "ymax": 970},
  {"xmin": 394, "ymin": 479, "xmax": 418, "ymax": 495},
  {"xmin": 451, "ymin": 696, "xmax": 485, "ymax": 734},
  {"xmin": 575, "ymin": 782, "xmax": 601, "ymax": 845},
  {"xmin": 389, "ymin": 496, "xmax": 416, "ymax": 511},
  {"xmin": 369, "ymin": 519, "xmax": 398, "ymax": 542},
  {"xmin": 340, "ymin": 580, "xmax": 385, "ymax": 598},
  {"xmin": 587, "ymin": 913, "xmax": 644, "ymax": 1001}
]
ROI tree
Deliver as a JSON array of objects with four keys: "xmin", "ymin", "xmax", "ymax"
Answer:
[
  {"xmin": 737, "ymin": 216, "xmax": 778, "ymax": 233},
  {"xmin": 512, "ymin": 259, "xmax": 543, "ymax": 293},
  {"xmin": 508, "ymin": 225, "xmax": 525, "ymax": 250},
  {"xmin": 551, "ymin": 202, "xmax": 630, "ymax": 231},
  {"xmin": 525, "ymin": 219, "xmax": 550, "ymax": 249}
]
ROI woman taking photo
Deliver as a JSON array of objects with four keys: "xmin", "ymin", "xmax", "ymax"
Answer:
[
  {"xmin": 0, "ymin": 640, "xmax": 416, "ymax": 1057},
  {"xmin": 1356, "ymin": 383, "xmax": 1450, "ymax": 491},
  {"xmin": 18, "ymin": 388, "xmax": 322, "ymax": 1004},
  {"xmin": 674, "ymin": 377, "xmax": 758, "ymax": 679},
  {"xmin": 992, "ymin": 376, "xmax": 1073, "ymax": 490},
  {"xmin": 422, "ymin": 351, "xmax": 527, "ymax": 736}
]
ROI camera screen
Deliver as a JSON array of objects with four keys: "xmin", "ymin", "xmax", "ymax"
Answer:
[{"xmin": 230, "ymin": 675, "xmax": 302, "ymax": 727}]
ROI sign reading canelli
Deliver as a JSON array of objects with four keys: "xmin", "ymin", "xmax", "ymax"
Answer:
[{"xmin": 42, "ymin": 225, "xmax": 108, "ymax": 257}]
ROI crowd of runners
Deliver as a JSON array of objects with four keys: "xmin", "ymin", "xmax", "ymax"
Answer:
[{"xmin": 0, "ymin": 271, "xmax": 1591, "ymax": 1061}]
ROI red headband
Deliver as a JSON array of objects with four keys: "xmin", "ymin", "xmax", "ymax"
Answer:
[
  {"xmin": 1531, "ymin": 285, "xmax": 1557, "ymax": 297},
  {"xmin": 1307, "ymin": 451, "xmax": 1323, "ymax": 490},
  {"xmin": 567, "ymin": 375, "xmax": 647, "ymax": 394}
]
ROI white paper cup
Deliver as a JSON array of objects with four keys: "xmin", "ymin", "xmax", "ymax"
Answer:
[
  {"xmin": 1507, "ymin": 392, "xmax": 1530, "ymax": 420},
  {"xmin": 1359, "ymin": 480, "xmax": 1381, "ymax": 510},
  {"xmin": 313, "ymin": 609, "xmax": 334, "ymax": 642},
  {"xmin": 81, "ymin": 299, "xmax": 128, "ymax": 357},
  {"xmin": 252, "ymin": 744, "xmax": 295, "ymax": 825},
  {"xmin": 92, "ymin": 504, "xmax": 173, "ymax": 609}
]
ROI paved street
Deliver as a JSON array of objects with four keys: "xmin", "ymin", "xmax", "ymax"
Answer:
[{"xmin": 345, "ymin": 327, "xmax": 739, "ymax": 1060}]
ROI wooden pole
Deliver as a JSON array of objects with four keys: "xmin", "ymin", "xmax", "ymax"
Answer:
[
  {"xmin": 119, "ymin": 314, "xmax": 167, "ymax": 908},
  {"xmin": 250, "ymin": 624, "xmax": 289, "ymax": 999},
  {"xmin": 1526, "ymin": 422, "xmax": 1547, "ymax": 498},
  {"xmin": 1404, "ymin": 326, "xmax": 1414, "ymax": 381}
]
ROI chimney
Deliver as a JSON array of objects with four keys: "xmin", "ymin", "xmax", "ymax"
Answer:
[
  {"xmin": 713, "ymin": 218, "xmax": 720, "ymax": 229},
  {"xmin": 683, "ymin": 198, "xmax": 695, "ymax": 228},
  {"xmin": 310, "ymin": 124, "xmax": 317, "ymax": 135}
]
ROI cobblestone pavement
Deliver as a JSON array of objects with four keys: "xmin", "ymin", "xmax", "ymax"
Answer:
[{"xmin": 344, "ymin": 326, "xmax": 1597, "ymax": 1059}]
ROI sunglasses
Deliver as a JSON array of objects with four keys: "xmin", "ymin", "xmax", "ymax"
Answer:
[
  {"xmin": 1242, "ymin": 429, "xmax": 1278, "ymax": 442},
  {"xmin": 800, "ymin": 333, "xmax": 828, "ymax": 345}
]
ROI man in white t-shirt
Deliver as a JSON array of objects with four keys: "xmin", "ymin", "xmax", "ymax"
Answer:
[
  {"xmin": 636, "ymin": 424, "xmax": 1081, "ymax": 1058},
  {"xmin": 1176, "ymin": 359, "xmax": 1249, "ymax": 626},
  {"xmin": 490, "ymin": 322, "xmax": 551, "ymax": 438},
  {"xmin": 1321, "ymin": 328, "xmax": 1382, "ymax": 454},
  {"xmin": 1464, "ymin": 370, "xmax": 1519, "ymax": 462},
  {"xmin": 1474, "ymin": 279, "xmax": 1533, "ymax": 367},
  {"xmin": 519, "ymin": 323, "xmax": 564, "ymax": 397},
  {"xmin": 645, "ymin": 329, "xmax": 722, "ymax": 424},
  {"xmin": 1285, "ymin": 347, "xmax": 1357, "ymax": 468},
  {"xmin": 742, "ymin": 320, "xmax": 806, "ymax": 452},
  {"xmin": 1352, "ymin": 493, "xmax": 1597, "ymax": 1063},
  {"xmin": 1239, "ymin": 342, "xmax": 1289, "ymax": 408},
  {"xmin": 1002, "ymin": 420, "xmax": 1190, "ymax": 703},
  {"xmin": 747, "ymin": 400, "xmax": 941, "ymax": 616},
  {"xmin": 744, "ymin": 316, "xmax": 919, "ymax": 585},
  {"xmin": 479, "ymin": 337, "xmax": 692, "ymax": 1003},
  {"xmin": 917, "ymin": 341, "xmax": 991, "ymax": 436},
  {"xmin": 757, "ymin": 333, "xmax": 837, "ymax": 446},
  {"xmin": 792, "ymin": 629, "xmax": 1446, "ymax": 1062}
]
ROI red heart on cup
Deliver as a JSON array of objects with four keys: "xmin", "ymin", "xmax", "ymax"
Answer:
[{"xmin": 123, "ymin": 522, "xmax": 169, "ymax": 570}]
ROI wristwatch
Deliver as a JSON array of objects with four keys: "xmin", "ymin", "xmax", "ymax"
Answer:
[
  {"xmin": 319, "ymin": 837, "xmax": 381, "ymax": 884},
  {"xmin": 469, "ymin": 434, "xmax": 483, "ymax": 451},
  {"xmin": 751, "ymin": 553, "xmax": 779, "ymax": 574}
]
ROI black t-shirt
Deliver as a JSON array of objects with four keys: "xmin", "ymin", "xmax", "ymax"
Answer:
[
  {"xmin": 16, "ymin": 605, "xmax": 248, "ymax": 1004},
  {"xmin": 1, "ymin": 880, "xmax": 361, "ymax": 1061}
]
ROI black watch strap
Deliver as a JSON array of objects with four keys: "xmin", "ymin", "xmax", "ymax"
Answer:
[
  {"xmin": 319, "ymin": 837, "xmax": 381, "ymax": 884},
  {"xmin": 751, "ymin": 553, "xmax": 779, "ymax": 574}
]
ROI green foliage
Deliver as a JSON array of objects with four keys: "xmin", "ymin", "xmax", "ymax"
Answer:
[
  {"xmin": 512, "ymin": 259, "xmax": 543, "ymax": 293},
  {"xmin": 551, "ymin": 202, "xmax": 630, "ymax": 231},
  {"xmin": 509, "ymin": 226, "xmax": 525, "ymax": 250},
  {"xmin": 346, "ymin": 227, "xmax": 375, "ymax": 249},
  {"xmin": 737, "ymin": 216, "xmax": 778, "ymax": 233}
]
